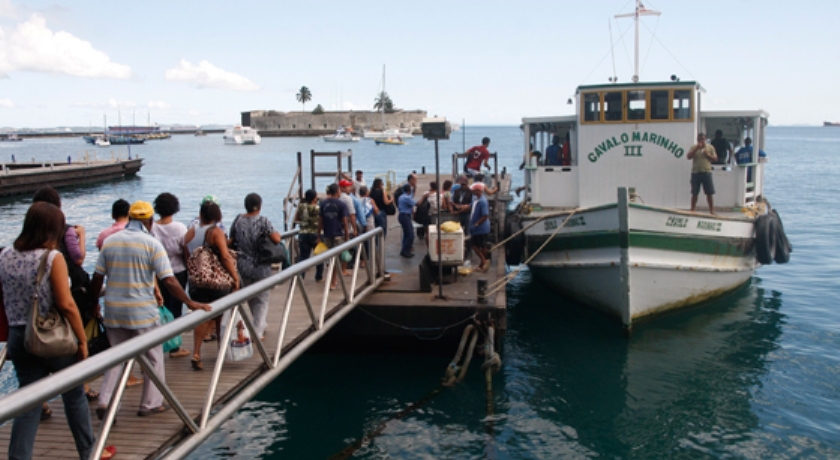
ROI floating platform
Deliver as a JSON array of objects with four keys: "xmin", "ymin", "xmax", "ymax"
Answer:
[{"xmin": 0, "ymin": 158, "xmax": 143, "ymax": 197}]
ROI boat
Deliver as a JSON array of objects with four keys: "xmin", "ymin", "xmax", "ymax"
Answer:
[
  {"xmin": 94, "ymin": 137, "xmax": 111, "ymax": 147},
  {"xmin": 0, "ymin": 157, "xmax": 143, "ymax": 197},
  {"xmin": 108, "ymin": 135, "xmax": 145, "ymax": 145},
  {"xmin": 504, "ymin": 0, "xmax": 790, "ymax": 330},
  {"xmin": 195, "ymin": 130, "xmax": 207, "ymax": 137},
  {"xmin": 0, "ymin": 134, "xmax": 22, "ymax": 142},
  {"xmin": 374, "ymin": 137, "xmax": 405, "ymax": 145},
  {"xmin": 224, "ymin": 126, "xmax": 261, "ymax": 145},
  {"xmin": 364, "ymin": 128, "xmax": 414, "ymax": 139},
  {"xmin": 823, "ymin": 122, "xmax": 840, "ymax": 127},
  {"xmin": 323, "ymin": 126, "xmax": 360, "ymax": 142}
]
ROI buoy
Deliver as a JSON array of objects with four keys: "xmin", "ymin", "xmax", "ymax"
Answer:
[
  {"xmin": 755, "ymin": 213, "xmax": 777, "ymax": 265},
  {"xmin": 772, "ymin": 210, "xmax": 792, "ymax": 264}
]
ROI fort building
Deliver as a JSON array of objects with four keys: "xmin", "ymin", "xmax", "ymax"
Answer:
[{"xmin": 242, "ymin": 110, "xmax": 427, "ymax": 136}]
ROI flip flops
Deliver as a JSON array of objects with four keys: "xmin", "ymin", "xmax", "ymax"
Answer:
[
  {"xmin": 100, "ymin": 445, "xmax": 117, "ymax": 460},
  {"xmin": 137, "ymin": 405, "xmax": 169, "ymax": 417}
]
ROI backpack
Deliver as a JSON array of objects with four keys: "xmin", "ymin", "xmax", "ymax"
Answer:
[{"xmin": 59, "ymin": 226, "xmax": 95, "ymax": 323}]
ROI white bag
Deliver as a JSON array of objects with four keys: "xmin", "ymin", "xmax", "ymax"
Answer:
[{"xmin": 221, "ymin": 309, "xmax": 253, "ymax": 362}]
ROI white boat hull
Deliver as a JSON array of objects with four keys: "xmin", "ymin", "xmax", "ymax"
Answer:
[
  {"xmin": 363, "ymin": 129, "xmax": 413, "ymax": 139},
  {"xmin": 224, "ymin": 127, "xmax": 261, "ymax": 145},
  {"xmin": 522, "ymin": 195, "xmax": 758, "ymax": 328},
  {"xmin": 322, "ymin": 136, "xmax": 359, "ymax": 142}
]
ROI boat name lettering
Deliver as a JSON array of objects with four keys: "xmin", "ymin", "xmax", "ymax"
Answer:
[
  {"xmin": 665, "ymin": 216, "xmax": 688, "ymax": 228},
  {"xmin": 587, "ymin": 131, "xmax": 686, "ymax": 163},
  {"xmin": 543, "ymin": 216, "xmax": 586, "ymax": 231},
  {"xmin": 696, "ymin": 220, "xmax": 721, "ymax": 232}
]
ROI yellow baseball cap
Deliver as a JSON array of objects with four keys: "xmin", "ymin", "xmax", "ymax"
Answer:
[{"xmin": 129, "ymin": 201, "xmax": 154, "ymax": 219}]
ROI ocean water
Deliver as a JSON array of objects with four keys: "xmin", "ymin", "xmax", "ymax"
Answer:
[{"xmin": 1, "ymin": 126, "xmax": 838, "ymax": 458}]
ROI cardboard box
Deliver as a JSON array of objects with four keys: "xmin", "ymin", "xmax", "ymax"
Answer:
[{"xmin": 428, "ymin": 224, "xmax": 464, "ymax": 263}]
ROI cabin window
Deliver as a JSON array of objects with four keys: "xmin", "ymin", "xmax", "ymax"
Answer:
[
  {"xmin": 626, "ymin": 91, "xmax": 646, "ymax": 121},
  {"xmin": 673, "ymin": 90, "xmax": 692, "ymax": 120},
  {"xmin": 583, "ymin": 93, "xmax": 601, "ymax": 122},
  {"xmin": 651, "ymin": 90, "xmax": 669, "ymax": 120},
  {"xmin": 604, "ymin": 92, "xmax": 623, "ymax": 121}
]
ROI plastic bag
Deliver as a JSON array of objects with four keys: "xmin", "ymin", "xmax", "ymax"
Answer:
[
  {"xmin": 221, "ymin": 309, "xmax": 253, "ymax": 362},
  {"xmin": 440, "ymin": 221, "xmax": 461, "ymax": 233},
  {"xmin": 340, "ymin": 250, "xmax": 353, "ymax": 263},
  {"xmin": 158, "ymin": 306, "xmax": 182, "ymax": 353},
  {"xmin": 313, "ymin": 242, "xmax": 328, "ymax": 256}
]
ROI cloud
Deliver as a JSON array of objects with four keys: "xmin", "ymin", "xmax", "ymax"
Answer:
[
  {"xmin": 0, "ymin": 98, "xmax": 13, "ymax": 108},
  {"xmin": 165, "ymin": 59, "xmax": 259, "ymax": 91},
  {"xmin": 0, "ymin": 14, "xmax": 132, "ymax": 78},
  {"xmin": 147, "ymin": 100, "xmax": 171, "ymax": 110},
  {"xmin": 187, "ymin": 110, "xmax": 201, "ymax": 117},
  {"xmin": 0, "ymin": 0, "xmax": 19, "ymax": 19},
  {"xmin": 72, "ymin": 98, "xmax": 136, "ymax": 109}
]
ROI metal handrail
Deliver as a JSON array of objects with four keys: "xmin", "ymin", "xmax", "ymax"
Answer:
[{"xmin": 0, "ymin": 228, "xmax": 384, "ymax": 460}]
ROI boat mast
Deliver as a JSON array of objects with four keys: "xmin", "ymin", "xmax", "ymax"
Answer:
[
  {"xmin": 381, "ymin": 64, "xmax": 386, "ymax": 130},
  {"xmin": 615, "ymin": 0, "xmax": 660, "ymax": 83}
]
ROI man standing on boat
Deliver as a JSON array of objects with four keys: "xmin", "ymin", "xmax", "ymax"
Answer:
[
  {"xmin": 687, "ymin": 133, "xmax": 718, "ymax": 214},
  {"xmin": 710, "ymin": 129, "xmax": 733, "ymax": 165},
  {"xmin": 464, "ymin": 137, "xmax": 492, "ymax": 177}
]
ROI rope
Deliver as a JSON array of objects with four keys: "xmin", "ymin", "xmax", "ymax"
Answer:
[
  {"xmin": 488, "ymin": 206, "xmax": 576, "ymax": 254},
  {"xmin": 355, "ymin": 307, "xmax": 476, "ymax": 341},
  {"xmin": 484, "ymin": 210, "xmax": 578, "ymax": 298}
]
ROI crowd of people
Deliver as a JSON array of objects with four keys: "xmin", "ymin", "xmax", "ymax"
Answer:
[
  {"xmin": 0, "ymin": 156, "xmax": 500, "ymax": 458},
  {"xmin": 0, "ymin": 186, "xmax": 285, "ymax": 459}
]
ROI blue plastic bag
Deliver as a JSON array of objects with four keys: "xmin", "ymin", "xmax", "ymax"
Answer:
[{"xmin": 158, "ymin": 306, "xmax": 182, "ymax": 353}]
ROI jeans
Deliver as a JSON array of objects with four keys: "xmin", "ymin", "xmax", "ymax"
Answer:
[
  {"xmin": 374, "ymin": 209, "xmax": 388, "ymax": 238},
  {"xmin": 398, "ymin": 213, "xmax": 414, "ymax": 256},
  {"xmin": 297, "ymin": 233, "xmax": 324, "ymax": 281},
  {"xmin": 6, "ymin": 326, "xmax": 94, "ymax": 460},
  {"xmin": 160, "ymin": 270, "xmax": 188, "ymax": 319},
  {"xmin": 241, "ymin": 275, "xmax": 270, "ymax": 337}
]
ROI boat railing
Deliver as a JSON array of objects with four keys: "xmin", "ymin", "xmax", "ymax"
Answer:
[{"xmin": 0, "ymin": 228, "xmax": 385, "ymax": 460}]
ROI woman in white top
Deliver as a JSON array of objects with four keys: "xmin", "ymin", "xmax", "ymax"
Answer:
[{"xmin": 152, "ymin": 193, "xmax": 191, "ymax": 358}]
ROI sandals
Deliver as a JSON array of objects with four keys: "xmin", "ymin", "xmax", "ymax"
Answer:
[
  {"xmin": 85, "ymin": 388, "xmax": 100, "ymax": 401},
  {"xmin": 101, "ymin": 445, "xmax": 117, "ymax": 460},
  {"xmin": 40, "ymin": 403, "xmax": 52, "ymax": 421},
  {"xmin": 169, "ymin": 349, "xmax": 191, "ymax": 358},
  {"xmin": 137, "ymin": 405, "xmax": 169, "ymax": 417},
  {"xmin": 191, "ymin": 357, "xmax": 203, "ymax": 371}
]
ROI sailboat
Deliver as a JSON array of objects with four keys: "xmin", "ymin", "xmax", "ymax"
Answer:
[{"xmin": 364, "ymin": 65, "xmax": 413, "ymax": 140}]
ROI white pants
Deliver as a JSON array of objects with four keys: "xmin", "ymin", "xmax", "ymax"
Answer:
[{"xmin": 98, "ymin": 324, "xmax": 165, "ymax": 411}]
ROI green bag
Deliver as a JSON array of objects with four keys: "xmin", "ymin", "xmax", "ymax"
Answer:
[{"xmin": 158, "ymin": 306, "xmax": 182, "ymax": 353}]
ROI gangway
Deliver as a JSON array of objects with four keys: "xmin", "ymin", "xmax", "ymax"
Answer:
[{"xmin": 0, "ymin": 229, "xmax": 385, "ymax": 460}]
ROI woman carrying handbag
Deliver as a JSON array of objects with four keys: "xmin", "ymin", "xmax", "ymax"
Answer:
[
  {"xmin": 0, "ymin": 202, "xmax": 115, "ymax": 460},
  {"xmin": 184, "ymin": 201, "xmax": 239, "ymax": 371}
]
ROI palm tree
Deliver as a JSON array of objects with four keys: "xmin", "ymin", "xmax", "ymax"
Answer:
[
  {"xmin": 296, "ymin": 86, "xmax": 312, "ymax": 112},
  {"xmin": 373, "ymin": 91, "xmax": 394, "ymax": 113}
]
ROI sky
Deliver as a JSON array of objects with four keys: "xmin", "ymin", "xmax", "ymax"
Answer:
[{"xmin": 0, "ymin": 0, "xmax": 837, "ymax": 128}]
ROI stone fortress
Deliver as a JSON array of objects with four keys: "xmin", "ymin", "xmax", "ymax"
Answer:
[{"xmin": 242, "ymin": 110, "xmax": 427, "ymax": 136}]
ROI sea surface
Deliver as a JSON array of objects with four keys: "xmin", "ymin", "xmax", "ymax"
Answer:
[{"xmin": 0, "ymin": 126, "xmax": 838, "ymax": 458}]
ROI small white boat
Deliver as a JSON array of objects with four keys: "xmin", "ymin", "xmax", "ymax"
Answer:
[
  {"xmin": 374, "ymin": 137, "xmax": 405, "ymax": 145},
  {"xmin": 322, "ymin": 127, "xmax": 359, "ymax": 142},
  {"xmin": 94, "ymin": 137, "xmax": 111, "ymax": 147},
  {"xmin": 224, "ymin": 126, "xmax": 261, "ymax": 145}
]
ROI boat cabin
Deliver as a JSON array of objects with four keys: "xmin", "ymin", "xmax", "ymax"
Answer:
[{"xmin": 522, "ymin": 81, "xmax": 768, "ymax": 212}]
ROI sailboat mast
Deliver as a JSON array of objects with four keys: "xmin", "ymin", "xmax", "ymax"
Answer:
[{"xmin": 615, "ymin": 0, "xmax": 660, "ymax": 83}]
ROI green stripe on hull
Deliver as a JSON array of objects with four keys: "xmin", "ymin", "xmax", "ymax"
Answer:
[{"xmin": 528, "ymin": 231, "xmax": 754, "ymax": 257}]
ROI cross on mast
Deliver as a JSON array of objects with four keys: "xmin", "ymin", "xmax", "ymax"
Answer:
[{"xmin": 615, "ymin": 0, "xmax": 660, "ymax": 83}]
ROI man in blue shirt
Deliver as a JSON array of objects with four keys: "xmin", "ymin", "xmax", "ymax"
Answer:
[
  {"xmin": 735, "ymin": 137, "xmax": 767, "ymax": 182},
  {"xmin": 397, "ymin": 183, "xmax": 417, "ymax": 257},
  {"xmin": 319, "ymin": 183, "xmax": 350, "ymax": 289},
  {"xmin": 544, "ymin": 135, "xmax": 562, "ymax": 166},
  {"xmin": 469, "ymin": 183, "xmax": 491, "ymax": 272}
]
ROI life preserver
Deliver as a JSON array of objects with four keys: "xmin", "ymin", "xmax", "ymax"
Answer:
[
  {"xmin": 504, "ymin": 218, "xmax": 525, "ymax": 265},
  {"xmin": 772, "ymin": 210, "xmax": 792, "ymax": 264},
  {"xmin": 755, "ymin": 213, "xmax": 776, "ymax": 265}
]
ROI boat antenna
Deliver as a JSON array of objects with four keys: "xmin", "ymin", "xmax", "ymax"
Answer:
[
  {"xmin": 615, "ymin": 0, "xmax": 660, "ymax": 83},
  {"xmin": 608, "ymin": 18, "xmax": 618, "ymax": 82}
]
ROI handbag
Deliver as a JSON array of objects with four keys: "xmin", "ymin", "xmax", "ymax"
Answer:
[
  {"xmin": 157, "ymin": 306, "xmax": 182, "ymax": 353},
  {"xmin": 85, "ymin": 317, "xmax": 110, "ymax": 356},
  {"xmin": 24, "ymin": 250, "xmax": 79, "ymax": 358},
  {"xmin": 187, "ymin": 227, "xmax": 236, "ymax": 291},
  {"xmin": 257, "ymin": 233, "xmax": 288, "ymax": 267}
]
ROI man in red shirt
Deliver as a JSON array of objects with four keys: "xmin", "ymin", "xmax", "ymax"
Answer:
[{"xmin": 464, "ymin": 137, "xmax": 491, "ymax": 176}]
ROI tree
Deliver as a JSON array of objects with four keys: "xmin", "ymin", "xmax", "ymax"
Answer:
[
  {"xmin": 312, "ymin": 104, "xmax": 325, "ymax": 115},
  {"xmin": 373, "ymin": 91, "xmax": 395, "ymax": 113},
  {"xmin": 296, "ymin": 86, "xmax": 312, "ymax": 112}
]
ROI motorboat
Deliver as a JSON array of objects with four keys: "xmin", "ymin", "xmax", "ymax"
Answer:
[
  {"xmin": 224, "ymin": 126, "xmax": 261, "ymax": 145},
  {"xmin": 374, "ymin": 137, "xmax": 405, "ymax": 145},
  {"xmin": 504, "ymin": 0, "xmax": 790, "ymax": 330},
  {"xmin": 94, "ymin": 137, "xmax": 111, "ymax": 147},
  {"xmin": 323, "ymin": 127, "xmax": 359, "ymax": 142}
]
